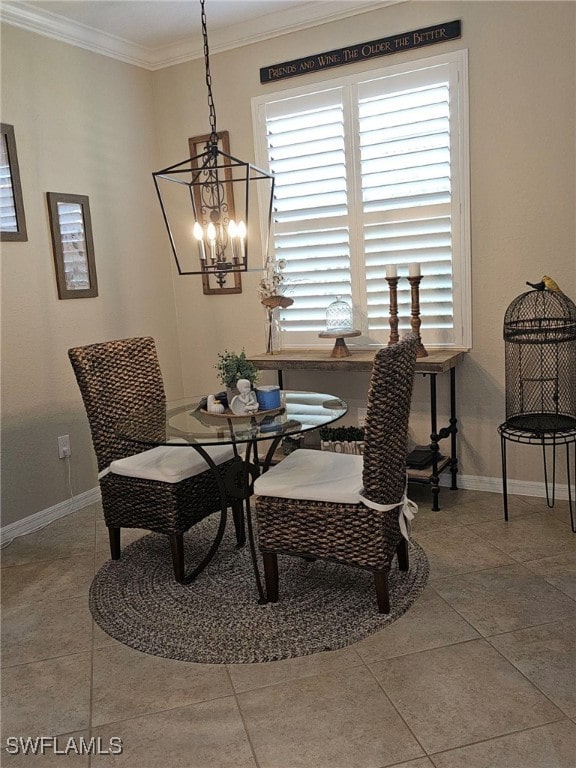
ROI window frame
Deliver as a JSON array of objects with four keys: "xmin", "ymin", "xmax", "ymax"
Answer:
[
  {"xmin": 47, "ymin": 192, "xmax": 99, "ymax": 300},
  {"xmin": 0, "ymin": 123, "xmax": 28, "ymax": 242},
  {"xmin": 252, "ymin": 49, "xmax": 471, "ymax": 350}
]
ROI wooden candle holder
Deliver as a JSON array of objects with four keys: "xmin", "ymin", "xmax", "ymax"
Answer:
[
  {"xmin": 385, "ymin": 276, "xmax": 400, "ymax": 346},
  {"xmin": 407, "ymin": 275, "xmax": 428, "ymax": 358}
]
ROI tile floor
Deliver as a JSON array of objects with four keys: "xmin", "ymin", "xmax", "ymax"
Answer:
[{"xmin": 1, "ymin": 487, "xmax": 575, "ymax": 768}]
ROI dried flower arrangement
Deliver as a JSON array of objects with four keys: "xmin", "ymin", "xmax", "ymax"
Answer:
[{"xmin": 259, "ymin": 257, "xmax": 294, "ymax": 353}]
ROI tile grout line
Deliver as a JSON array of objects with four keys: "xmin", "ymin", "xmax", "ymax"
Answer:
[
  {"xmin": 224, "ymin": 665, "xmax": 262, "ymax": 768},
  {"xmin": 428, "ymin": 569, "xmax": 576, "ymax": 637},
  {"xmin": 356, "ymin": 649, "xmax": 429, "ymax": 762},
  {"xmin": 425, "ymin": 718, "xmax": 574, "ymax": 765},
  {"xmin": 482, "ymin": 625, "xmax": 575, "ymax": 720},
  {"xmin": 363, "ymin": 637, "xmax": 570, "ymax": 762}
]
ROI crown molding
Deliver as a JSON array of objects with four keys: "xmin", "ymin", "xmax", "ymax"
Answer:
[
  {"xmin": 1, "ymin": 1, "xmax": 154, "ymax": 67},
  {"xmin": 1, "ymin": 1, "xmax": 406, "ymax": 71}
]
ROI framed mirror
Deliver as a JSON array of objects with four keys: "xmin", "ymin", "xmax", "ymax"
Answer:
[
  {"xmin": 47, "ymin": 192, "xmax": 98, "ymax": 299},
  {"xmin": 1, "ymin": 123, "xmax": 27, "ymax": 241}
]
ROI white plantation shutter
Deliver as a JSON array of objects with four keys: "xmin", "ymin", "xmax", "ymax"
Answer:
[
  {"xmin": 358, "ymin": 64, "xmax": 456, "ymax": 345},
  {"xmin": 265, "ymin": 89, "xmax": 353, "ymax": 334},
  {"xmin": 253, "ymin": 51, "xmax": 470, "ymax": 349},
  {"xmin": 0, "ymin": 133, "xmax": 18, "ymax": 232},
  {"xmin": 56, "ymin": 202, "xmax": 91, "ymax": 290}
]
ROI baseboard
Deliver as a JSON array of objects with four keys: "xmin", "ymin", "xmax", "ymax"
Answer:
[
  {"xmin": 1, "ymin": 486, "xmax": 101, "ymax": 547},
  {"xmin": 438, "ymin": 472, "xmax": 574, "ymax": 500}
]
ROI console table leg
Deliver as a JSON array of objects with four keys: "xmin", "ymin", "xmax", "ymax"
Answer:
[
  {"xmin": 449, "ymin": 367, "xmax": 459, "ymax": 490},
  {"xmin": 429, "ymin": 373, "xmax": 440, "ymax": 512},
  {"xmin": 430, "ymin": 482, "xmax": 440, "ymax": 512}
]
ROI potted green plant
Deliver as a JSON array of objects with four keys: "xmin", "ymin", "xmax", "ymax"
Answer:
[{"xmin": 215, "ymin": 349, "xmax": 259, "ymax": 395}]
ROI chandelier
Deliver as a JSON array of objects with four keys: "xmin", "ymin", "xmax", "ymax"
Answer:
[{"xmin": 152, "ymin": 0, "xmax": 274, "ymax": 287}]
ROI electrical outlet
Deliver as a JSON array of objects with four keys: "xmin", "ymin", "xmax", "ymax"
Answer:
[
  {"xmin": 58, "ymin": 434, "xmax": 71, "ymax": 459},
  {"xmin": 357, "ymin": 408, "xmax": 367, "ymax": 428}
]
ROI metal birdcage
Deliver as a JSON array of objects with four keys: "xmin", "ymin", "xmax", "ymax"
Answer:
[
  {"xmin": 503, "ymin": 290, "xmax": 576, "ymax": 433},
  {"xmin": 499, "ymin": 288, "xmax": 576, "ymax": 532}
]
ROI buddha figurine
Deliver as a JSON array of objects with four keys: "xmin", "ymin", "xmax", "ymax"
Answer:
[{"xmin": 230, "ymin": 379, "xmax": 259, "ymax": 415}]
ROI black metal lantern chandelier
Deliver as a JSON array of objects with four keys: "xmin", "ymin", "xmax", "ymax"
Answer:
[{"xmin": 153, "ymin": 0, "xmax": 274, "ymax": 287}]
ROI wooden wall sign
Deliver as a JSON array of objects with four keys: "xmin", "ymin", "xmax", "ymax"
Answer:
[{"xmin": 261, "ymin": 20, "xmax": 461, "ymax": 84}]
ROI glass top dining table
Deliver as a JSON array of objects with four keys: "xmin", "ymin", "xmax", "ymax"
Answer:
[
  {"xmin": 116, "ymin": 390, "xmax": 348, "ymax": 451},
  {"xmin": 115, "ymin": 391, "xmax": 348, "ymax": 599}
]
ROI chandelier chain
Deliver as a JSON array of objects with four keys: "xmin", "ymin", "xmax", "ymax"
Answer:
[
  {"xmin": 200, "ymin": 0, "xmax": 218, "ymax": 145},
  {"xmin": 152, "ymin": 0, "xmax": 274, "ymax": 282}
]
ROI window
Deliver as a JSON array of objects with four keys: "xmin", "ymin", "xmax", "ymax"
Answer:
[
  {"xmin": 252, "ymin": 50, "xmax": 470, "ymax": 349},
  {"xmin": 1, "ymin": 123, "xmax": 27, "ymax": 242},
  {"xmin": 47, "ymin": 192, "xmax": 98, "ymax": 299}
]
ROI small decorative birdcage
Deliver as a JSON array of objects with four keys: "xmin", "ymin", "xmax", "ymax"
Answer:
[{"xmin": 503, "ymin": 290, "xmax": 576, "ymax": 432}]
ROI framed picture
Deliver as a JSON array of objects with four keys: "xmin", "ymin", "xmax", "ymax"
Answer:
[
  {"xmin": 47, "ymin": 192, "xmax": 98, "ymax": 299},
  {"xmin": 1, "ymin": 123, "xmax": 27, "ymax": 241},
  {"xmin": 188, "ymin": 131, "xmax": 242, "ymax": 295}
]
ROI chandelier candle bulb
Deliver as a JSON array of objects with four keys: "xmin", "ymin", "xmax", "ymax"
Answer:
[
  {"xmin": 207, "ymin": 222, "xmax": 217, "ymax": 263},
  {"xmin": 228, "ymin": 220, "xmax": 239, "ymax": 264},
  {"xmin": 386, "ymin": 264, "xmax": 397, "ymax": 279},
  {"xmin": 193, "ymin": 222, "xmax": 207, "ymax": 261},
  {"xmin": 409, "ymin": 263, "xmax": 421, "ymax": 277},
  {"xmin": 237, "ymin": 220, "xmax": 246, "ymax": 263}
]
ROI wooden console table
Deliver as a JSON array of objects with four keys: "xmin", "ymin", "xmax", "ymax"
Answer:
[{"xmin": 248, "ymin": 349, "xmax": 466, "ymax": 511}]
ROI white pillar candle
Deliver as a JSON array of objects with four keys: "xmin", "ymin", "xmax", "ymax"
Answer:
[
  {"xmin": 409, "ymin": 263, "xmax": 421, "ymax": 277},
  {"xmin": 228, "ymin": 219, "xmax": 238, "ymax": 263},
  {"xmin": 386, "ymin": 264, "xmax": 397, "ymax": 278},
  {"xmin": 237, "ymin": 220, "xmax": 246, "ymax": 262},
  {"xmin": 207, "ymin": 222, "xmax": 217, "ymax": 263},
  {"xmin": 193, "ymin": 222, "xmax": 206, "ymax": 261}
]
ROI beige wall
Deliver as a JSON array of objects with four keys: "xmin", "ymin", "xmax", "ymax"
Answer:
[
  {"xmin": 1, "ymin": 1, "xmax": 575, "ymax": 527},
  {"xmin": 0, "ymin": 27, "xmax": 185, "ymax": 526}
]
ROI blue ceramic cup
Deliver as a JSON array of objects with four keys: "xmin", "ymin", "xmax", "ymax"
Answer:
[{"xmin": 256, "ymin": 385, "xmax": 281, "ymax": 410}]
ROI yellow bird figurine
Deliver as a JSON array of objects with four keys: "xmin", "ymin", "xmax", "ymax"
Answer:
[{"xmin": 542, "ymin": 275, "xmax": 562, "ymax": 293}]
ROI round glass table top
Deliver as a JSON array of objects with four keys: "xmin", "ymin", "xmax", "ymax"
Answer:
[{"xmin": 116, "ymin": 390, "xmax": 348, "ymax": 447}]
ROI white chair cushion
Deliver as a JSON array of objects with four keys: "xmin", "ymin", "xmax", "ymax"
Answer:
[
  {"xmin": 110, "ymin": 443, "xmax": 235, "ymax": 484},
  {"xmin": 253, "ymin": 448, "xmax": 363, "ymax": 504}
]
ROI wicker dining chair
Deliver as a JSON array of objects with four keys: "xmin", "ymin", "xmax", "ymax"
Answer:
[
  {"xmin": 253, "ymin": 335, "xmax": 419, "ymax": 613},
  {"xmin": 68, "ymin": 337, "xmax": 245, "ymax": 582}
]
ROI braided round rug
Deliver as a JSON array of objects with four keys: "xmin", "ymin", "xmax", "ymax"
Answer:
[{"xmin": 89, "ymin": 516, "xmax": 429, "ymax": 664}]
